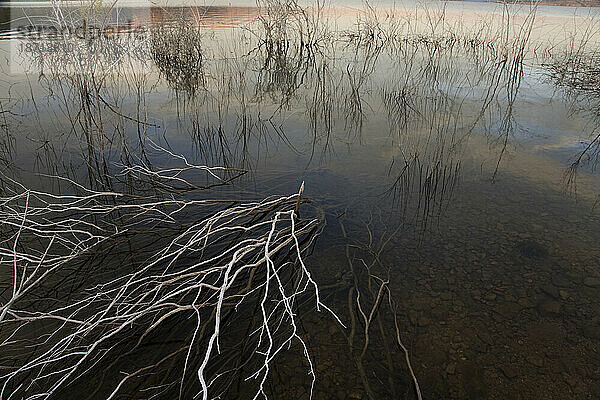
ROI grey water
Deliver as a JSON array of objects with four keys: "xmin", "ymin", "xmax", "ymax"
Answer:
[{"xmin": 1, "ymin": 1, "xmax": 600, "ymax": 399}]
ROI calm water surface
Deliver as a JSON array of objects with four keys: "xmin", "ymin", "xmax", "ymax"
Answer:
[{"xmin": 0, "ymin": 1, "xmax": 599, "ymax": 399}]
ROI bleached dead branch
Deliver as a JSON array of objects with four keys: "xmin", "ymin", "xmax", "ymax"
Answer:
[{"xmin": 0, "ymin": 154, "xmax": 332, "ymax": 399}]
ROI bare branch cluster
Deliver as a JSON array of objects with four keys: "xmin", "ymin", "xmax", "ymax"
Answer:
[{"xmin": 0, "ymin": 152, "xmax": 331, "ymax": 399}]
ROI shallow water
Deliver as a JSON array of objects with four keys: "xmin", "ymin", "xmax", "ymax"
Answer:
[{"xmin": 1, "ymin": 1, "xmax": 600, "ymax": 399}]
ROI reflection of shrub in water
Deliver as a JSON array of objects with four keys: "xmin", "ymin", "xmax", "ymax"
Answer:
[
  {"xmin": 382, "ymin": 86, "xmax": 420, "ymax": 131},
  {"xmin": 151, "ymin": 23, "xmax": 204, "ymax": 96},
  {"xmin": 255, "ymin": 39, "xmax": 312, "ymax": 106},
  {"xmin": 544, "ymin": 51, "xmax": 600, "ymax": 94},
  {"xmin": 542, "ymin": 51, "xmax": 600, "ymax": 192},
  {"xmin": 0, "ymin": 101, "xmax": 12, "ymax": 169}
]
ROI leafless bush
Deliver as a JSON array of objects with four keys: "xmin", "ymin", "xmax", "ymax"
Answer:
[{"xmin": 0, "ymin": 147, "xmax": 335, "ymax": 399}]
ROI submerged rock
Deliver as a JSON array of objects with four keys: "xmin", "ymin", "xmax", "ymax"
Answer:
[
  {"xmin": 515, "ymin": 240, "xmax": 549, "ymax": 260},
  {"xmin": 583, "ymin": 276, "xmax": 600, "ymax": 288},
  {"xmin": 551, "ymin": 275, "xmax": 572, "ymax": 288},
  {"xmin": 581, "ymin": 324, "xmax": 600, "ymax": 340},
  {"xmin": 526, "ymin": 322, "xmax": 566, "ymax": 343},
  {"xmin": 446, "ymin": 364, "xmax": 456, "ymax": 375},
  {"xmin": 536, "ymin": 299, "xmax": 561, "ymax": 316},
  {"xmin": 525, "ymin": 354, "xmax": 545, "ymax": 368},
  {"xmin": 540, "ymin": 284, "xmax": 560, "ymax": 299},
  {"xmin": 499, "ymin": 364, "xmax": 519, "ymax": 379},
  {"xmin": 559, "ymin": 290, "xmax": 569, "ymax": 300},
  {"xmin": 496, "ymin": 302, "xmax": 523, "ymax": 318},
  {"xmin": 460, "ymin": 360, "xmax": 489, "ymax": 398}
]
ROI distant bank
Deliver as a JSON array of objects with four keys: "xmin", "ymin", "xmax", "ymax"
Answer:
[{"xmin": 0, "ymin": 0, "xmax": 599, "ymax": 8}]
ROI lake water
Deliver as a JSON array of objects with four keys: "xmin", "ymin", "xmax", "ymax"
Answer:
[{"xmin": 1, "ymin": 1, "xmax": 600, "ymax": 399}]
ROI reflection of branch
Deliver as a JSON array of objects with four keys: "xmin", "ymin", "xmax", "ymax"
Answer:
[
  {"xmin": 491, "ymin": 4, "xmax": 536, "ymax": 182},
  {"xmin": 97, "ymin": 93, "xmax": 159, "ymax": 127},
  {"xmin": 543, "ymin": 47, "xmax": 600, "ymax": 196},
  {"xmin": 563, "ymin": 129, "xmax": 600, "ymax": 195},
  {"xmin": 385, "ymin": 154, "xmax": 461, "ymax": 236}
]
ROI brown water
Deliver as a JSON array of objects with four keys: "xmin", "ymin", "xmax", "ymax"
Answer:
[{"xmin": 0, "ymin": 1, "xmax": 599, "ymax": 399}]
